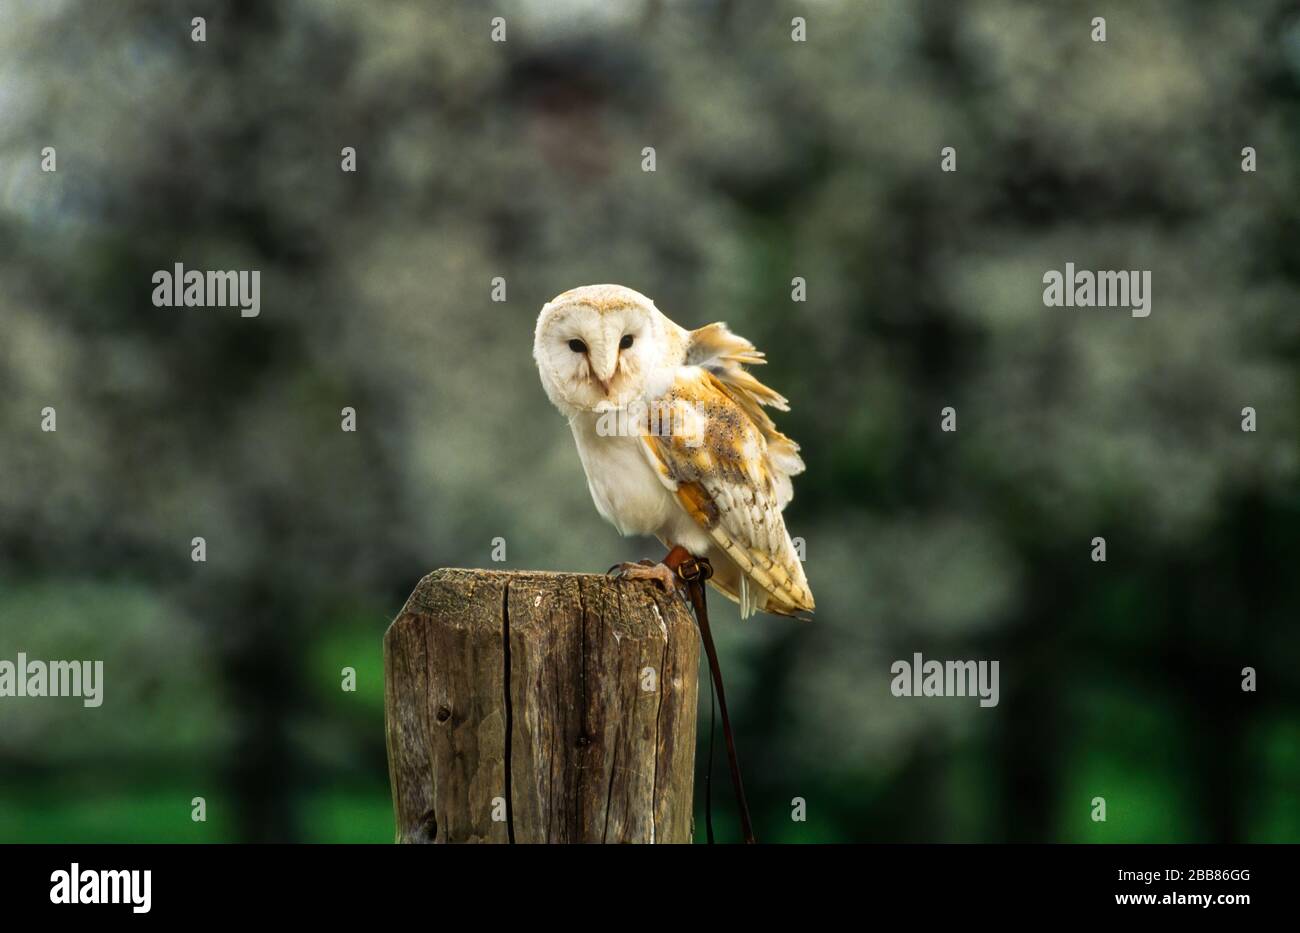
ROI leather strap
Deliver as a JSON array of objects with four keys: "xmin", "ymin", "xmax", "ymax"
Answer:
[{"xmin": 676, "ymin": 555, "xmax": 757, "ymax": 845}]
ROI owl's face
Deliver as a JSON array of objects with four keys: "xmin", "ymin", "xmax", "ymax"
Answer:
[{"xmin": 534, "ymin": 285, "xmax": 670, "ymax": 415}]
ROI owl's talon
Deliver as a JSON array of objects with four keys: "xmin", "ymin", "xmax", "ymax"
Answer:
[{"xmin": 607, "ymin": 561, "xmax": 679, "ymax": 593}]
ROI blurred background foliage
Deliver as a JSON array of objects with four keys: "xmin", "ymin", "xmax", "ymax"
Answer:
[{"xmin": 1, "ymin": 0, "xmax": 1298, "ymax": 842}]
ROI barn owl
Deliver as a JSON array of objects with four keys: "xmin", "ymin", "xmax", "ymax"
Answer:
[{"xmin": 534, "ymin": 284, "xmax": 814, "ymax": 619}]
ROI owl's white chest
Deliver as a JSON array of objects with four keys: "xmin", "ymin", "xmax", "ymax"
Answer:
[{"xmin": 569, "ymin": 413, "xmax": 677, "ymax": 538}]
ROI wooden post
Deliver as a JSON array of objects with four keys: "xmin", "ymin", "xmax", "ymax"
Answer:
[{"xmin": 384, "ymin": 568, "xmax": 700, "ymax": 843}]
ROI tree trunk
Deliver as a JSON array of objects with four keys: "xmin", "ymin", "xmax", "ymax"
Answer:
[{"xmin": 384, "ymin": 568, "xmax": 700, "ymax": 843}]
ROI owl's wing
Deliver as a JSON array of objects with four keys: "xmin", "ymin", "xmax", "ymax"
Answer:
[
  {"xmin": 684, "ymin": 322, "xmax": 805, "ymax": 507},
  {"xmin": 638, "ymin": 367, "xmax": 814, "ymax": 619}
]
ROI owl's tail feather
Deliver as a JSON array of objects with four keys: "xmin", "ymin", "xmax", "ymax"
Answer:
[{"xmin": 706, "ymin": 560, "xmax": 814, "ymax": 621}]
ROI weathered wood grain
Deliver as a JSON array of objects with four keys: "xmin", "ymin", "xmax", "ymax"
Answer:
[{"xmin": 384, "ymin": 569, "xmax": 699, "ymax": 843}]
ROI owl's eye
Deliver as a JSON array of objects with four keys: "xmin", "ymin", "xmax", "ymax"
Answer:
[
  {"xmin": 568, "ymin": 339, "xmax": 587, "ymax": 353},
  {"xmin": 619, "ymin": 334, "xmax": 634, "ymax": 350}
]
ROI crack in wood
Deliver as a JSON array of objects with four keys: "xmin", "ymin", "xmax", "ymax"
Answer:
[{"xmin": 502, "ymin": 582, "xmax": 516, "ymax": 844}]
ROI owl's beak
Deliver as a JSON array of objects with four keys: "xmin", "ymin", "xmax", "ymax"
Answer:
[{"xmin": 590, "ymin": 350, "xmax": 619, "ymax": 398}]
